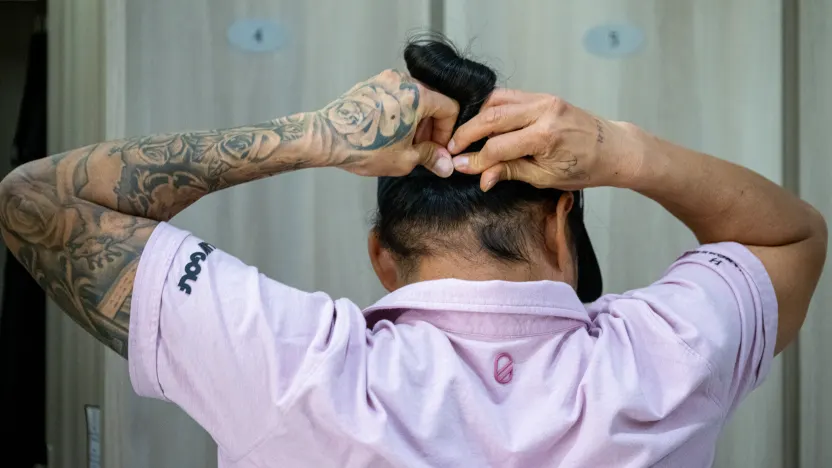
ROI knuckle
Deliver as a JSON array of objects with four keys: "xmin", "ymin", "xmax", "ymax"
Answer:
[
  {"xmin": 380, "ymin": 68, "xmax": 403, "ymax": 82},
  {"xmin": 540, "ymin": 119, "xmax": 560, "ymax": 143},
  {"xmin": 542, "ymin": 94, "xmax": 568, "ymax": 115},
  {"xmin": 503, "ymin": 163, "xmax": 514, "ymax": 181},
  {"xmin": 467, "ymin": 153, "xmax": 480, "ymax": 169},
  {"xmin": 485, "ymin": 107, "xmax": 504, "ymax": 125},
  {"xmin": 543, "ymin": 94, "xmax": 560, "ymax": 109},
  {"xmin": 480, "ymin": 142, "xmax": 500, "ymax": 164}
]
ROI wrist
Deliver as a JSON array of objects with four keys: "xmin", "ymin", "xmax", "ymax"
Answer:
[
  {"xmin": 267, "ymin": 112, "xmax": 339, "ymax": 168},
  {"xmin": 609, "ymin": 122, "xmax": 669, "ymax": 192}
]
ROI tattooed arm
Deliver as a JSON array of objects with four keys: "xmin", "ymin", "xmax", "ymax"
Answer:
[{"xmin": 0, "ymin": 69, "xmax": 458, "ymax": 358}]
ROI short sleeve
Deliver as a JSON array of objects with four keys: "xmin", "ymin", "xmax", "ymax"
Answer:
[
  {"xmin": 128, "ymin": 223, "xmax": 366, "ymax": 459},
  {"xmin": 617, "ymin": 242, "xmax": 778, "ymax": 413}
]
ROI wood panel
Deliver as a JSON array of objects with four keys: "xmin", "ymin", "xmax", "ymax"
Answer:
[
  {"xmin": 798, "ymin": 0, "xmax": 832, "ymax": 466},
  {"xmin": 443, "ymin": 1, "xmax": 784, "ymax": 467},
  {"xmin": 100, "ymin": 1, "xmax": 433, "ymax": 466},
  {"xmin": 46, "ymin": 0, "xmax": 107, "ymax": 467}
]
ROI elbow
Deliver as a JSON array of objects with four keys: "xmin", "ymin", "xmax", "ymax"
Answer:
[
  {"xmin": 0, "ymin": 165, "xmax": 58, "ymax": 243},
  {"xmin": 0, "ymin": 169, "xmax": 31, "ymax": 234},
  {"xmin": 806, "ymin": 204, "xmax": 828, "ymax": 270},
  {"xmin": 0, "ymin": 166, "xmax": 36, "ymax": 203}
]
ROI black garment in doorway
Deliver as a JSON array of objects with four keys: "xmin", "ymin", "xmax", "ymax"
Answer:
[{"xmin": 0, "ymin": 30, "xmax": 48, "ymax": 467}]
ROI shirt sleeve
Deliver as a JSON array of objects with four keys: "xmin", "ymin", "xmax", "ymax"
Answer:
[
  {"xmin": 610, "ymin": 242, "xmax": 778, "ymax": 414},
  {"xmin": 127, "ymin": 222, "xmax": 365, "ymax": 458}
]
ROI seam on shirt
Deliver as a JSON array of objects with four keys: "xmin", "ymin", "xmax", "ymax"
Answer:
[
  {"xmin": 623, "ymin": 272, "xmax": 727, "ymax": 413},
  {"xmin": 228, "ymin": 364, "xmax": 329, "ymax": 463},
  {"xmin": 225, "ymin": 302, "xmax": 341, "ymax": 463},
  {"xmin": 130, "ymin": 223, "xmax": 190, "ymax": 401},
  {"xmin": 433, "ymin": 322, "xmax": 585, "ymax": 339},
  {"xmin": 637, "ymin": 297, "xmax": 726, "ymax": 413},
  {"xmin": 367, "ymin": 299, "xmax": 585, "ymax": 312},
  {"xmin": 645, "ymin": 251, "xmax": 769, "ymax": 414}
]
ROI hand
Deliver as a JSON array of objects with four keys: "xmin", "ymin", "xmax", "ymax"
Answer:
[
  {"xmin": 447, "ymin": 89, "xmax": 640, "ymax": 191},
  {"xmin": 321, "ymin": 69, "xmax": 459, "ymax": 178}
]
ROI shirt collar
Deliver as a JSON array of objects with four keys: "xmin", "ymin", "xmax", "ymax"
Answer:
[{"xmin": 363, "ymin": 279, "xmax": 591, "ymax": 337}]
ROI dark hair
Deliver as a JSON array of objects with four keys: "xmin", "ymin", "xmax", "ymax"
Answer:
[{"xmin": 374, "ymin": 35, "xmax": 574, "ymax": 274}]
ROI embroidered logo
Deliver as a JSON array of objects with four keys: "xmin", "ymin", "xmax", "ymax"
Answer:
[
  {"xmin": 494, "ymin": 353, "xmax": 514, "ymax": 384},
  {"xmin": 178, "ymin": 242, "xmax": 215, "ymax": 294}
]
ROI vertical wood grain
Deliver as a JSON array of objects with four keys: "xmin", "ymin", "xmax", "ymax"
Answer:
[
  {"xmin": 443, "ymin": 1, "xmax": 784, "ymax": 466},
  {"xmin": 100, "ymin": 1, "xmax": 130, "ymax": 467},
  {"xmin": 46, "ymin": 0, "xmax": 107, "ymax": 467},
  {"xmin": 780, "ymin": 0, "xmax": 801, "ymax": 465},
  {"xmin": 798, "ymin": 0, "xmax": 832, "ymax": 466}
]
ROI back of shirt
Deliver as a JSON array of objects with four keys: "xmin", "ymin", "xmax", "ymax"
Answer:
[
  {"xmin": 257, "ymin": 312, "xmax": 723, "ymax": 467},
  {"xmin": 130, "ymin": 223, "xmax": 776, "ymax": 468}
]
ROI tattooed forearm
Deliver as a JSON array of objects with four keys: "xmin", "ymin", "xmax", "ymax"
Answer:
[
  {"xmin": 66, "ymin": 114, "xmax": 329, "ymax": 221},
  {"xmin": 67, "ymin": 74, "xmax": 420, "ymax": 222},
  {"xmin": 0, "ymin": 115, "xmax": 326, "ymax": 357},
  {"xmin": 0, "ymin": 69, "xmax": 425, "ymax": 358}
]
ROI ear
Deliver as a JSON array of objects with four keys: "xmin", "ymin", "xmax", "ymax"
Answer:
[
  {"xmin": 368, "ymin": 230, "xmax": 401, "ymax": 292},
  {"xmin": 542, "ymin": 193, "xmax": 576, "ymax": 285}
]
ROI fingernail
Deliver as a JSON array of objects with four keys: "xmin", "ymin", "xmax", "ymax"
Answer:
[
  {"xmin": 435, "ymin": 157, "xmax": 453, "ymax": 177},
  {"xmin": 447, "ymin": 140, "xmax": 457, "ymax": 153},
  {"xmin": 483, "ymin": 178, "xmax": 496, "ymax": 192},
  {"xmin": 453, "ymin": 156, "xmax": 469, "ymax": 170}
]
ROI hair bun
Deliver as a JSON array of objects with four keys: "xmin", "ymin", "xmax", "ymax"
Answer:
[{"xmin": 404, "ymin": 36, "xmax": 497, "ymax": 140}]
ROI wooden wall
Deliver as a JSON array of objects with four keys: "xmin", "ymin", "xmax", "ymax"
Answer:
[{"xmin": 798, "ymin": 0, "xmax": 832, "ymax": 466}]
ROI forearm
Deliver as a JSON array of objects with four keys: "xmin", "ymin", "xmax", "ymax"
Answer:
[
  {"xmin": 0, "ymin": 69, "xmax": 438, "ymax": 358},
  {"xmin": 624, "ymin": 126, "xmax": 826, "ymax": 247},
  {"xmin": 39, "ymin": 112, "xmax": 331, "ymax": 222},
  {"xmin": 0, "ymin": 112, "xmax": 329, "ymax": 357}
]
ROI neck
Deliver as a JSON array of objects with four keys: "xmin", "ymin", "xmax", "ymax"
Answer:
[{"xmin": 413, "ymin": 255, "xmax": 555, "ymax": 283}]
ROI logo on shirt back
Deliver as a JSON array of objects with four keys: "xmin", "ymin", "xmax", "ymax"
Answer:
[
  {"xmin": 494, "ymin": 353, "xmax": 514, "ymax": 384},
  {"xmin": 178, "ymin": 242, "xmax": 215, "ymax": 295}
]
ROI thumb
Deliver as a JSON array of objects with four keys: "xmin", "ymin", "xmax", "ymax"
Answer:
[
  {"xmin": 479, "ymin": 159, "xmax": 545, "ymax": 191},
  {"xmin": 408, "ymin": 142, "xmax": 453, "ymax": 178}
]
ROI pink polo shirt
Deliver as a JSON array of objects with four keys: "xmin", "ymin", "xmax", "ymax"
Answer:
[{"xmin": 129, "ymin": 223, "xmax": 777, "ymax": 467}]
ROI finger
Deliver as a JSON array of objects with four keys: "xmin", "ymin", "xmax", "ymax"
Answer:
[
  {"xmin": 452, "ymin": 126, "xmax": 543, "ymax": 174},
  {"xmin": 413, "ymin": 118, "xmax": 433, "ymax": 144},
  {"xmin": 406, "ymin": 142, "xmax": 454, "ymax": 178},
  {"xmin": 418, "ymin": 86, "xmax": 459, "ymax": 146},
  {"xmin": 448, "ymin": 103, "xmax": 537, "ymax": 154},
  {"xmin": 481, "ymin": 88, "xmax": 538, "ymax": 109},
  {"xmin": 480, "ymin": 159, "xmax": 549, "ymax": 192}
]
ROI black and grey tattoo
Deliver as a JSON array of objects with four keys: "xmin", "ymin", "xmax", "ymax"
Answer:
[
  {"xmin": 0, "ymin": 117, "xmax": 316, "ymax": 357},
  {"xmin": 555, "ymin": 153, "xmax": 589, "ymax": 181},
  {"xmin": 322, "ymin": 70, "xmax": 420, "ymax": 164},
  {"xmin": 0, "ymin": 70, "xmax": 425, "ymax": 359},
  {"xmin": 594, "ymin": 118, "xmax": 605, "ymax": 144},
  {"xmin": 0, "ymin": 162, "xmax": 154, "ymax": 357}
]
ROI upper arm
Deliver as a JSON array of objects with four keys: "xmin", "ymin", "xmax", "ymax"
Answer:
[
  {"xmin": 747, "ymin": 225, "xmax": 827, "ymax": 354},
  {"xmin": 610, "ymin": 243, "xmax": 779, "ymax": 413},
  {"xmin": 128, "ymin": 223, "xmax": 366, "ymax": 458},
  {"xmin": 0, "ymin": 160, "xmax": 157, "ymax": 357}
]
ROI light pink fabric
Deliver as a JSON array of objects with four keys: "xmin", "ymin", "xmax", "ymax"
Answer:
[{"xmin": 130, "ymin": 223, "xmax": 777, "ymax": 468}]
